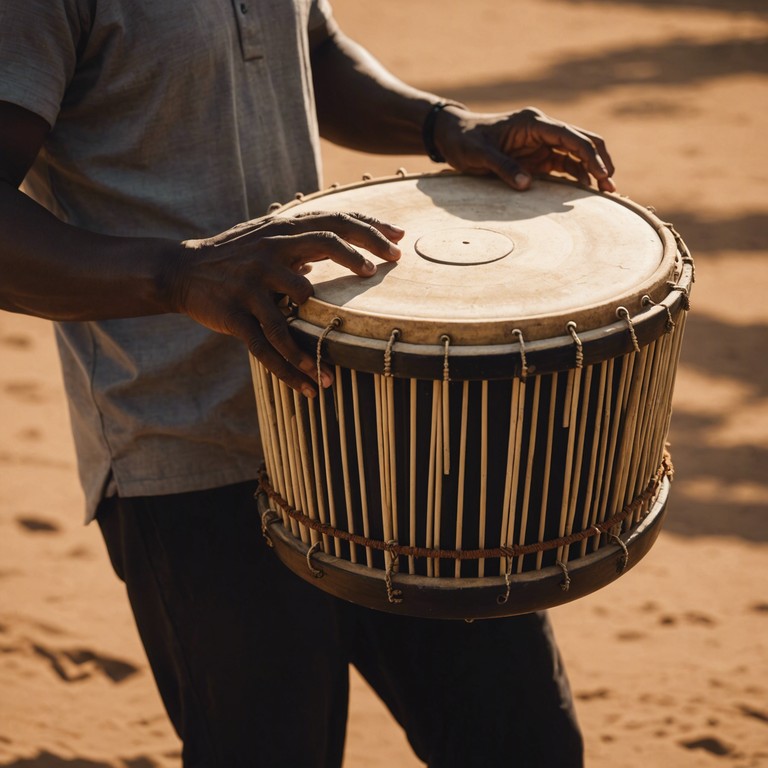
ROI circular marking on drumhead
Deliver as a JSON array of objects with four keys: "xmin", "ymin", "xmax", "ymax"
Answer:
[{"xmin": 415, "ymin": 227, "xmax": 514, "ymax": 266}]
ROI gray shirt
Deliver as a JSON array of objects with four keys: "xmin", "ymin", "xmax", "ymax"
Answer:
[{"xmin": 0, "ymin": 0, "xmax": 334, "ymax": 520}]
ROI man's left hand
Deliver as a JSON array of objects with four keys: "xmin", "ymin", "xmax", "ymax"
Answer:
[{"xmin": 434, "ymin": 105, "xmax": 616, "ymax": 193}]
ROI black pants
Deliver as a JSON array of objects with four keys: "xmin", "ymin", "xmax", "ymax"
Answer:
[{"xmin": 97, "ymin": 481, "xmax": 583, "ymax": 768}]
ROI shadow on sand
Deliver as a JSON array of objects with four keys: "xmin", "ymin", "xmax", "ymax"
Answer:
[{"xmin": 422, "ymin": 37, "xmax": 767, "ymax": 106}]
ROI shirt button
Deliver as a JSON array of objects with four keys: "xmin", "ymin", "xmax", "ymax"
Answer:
[{"xmin": 240, "ymin": 3, "xmax": 248, "ymax": 13}]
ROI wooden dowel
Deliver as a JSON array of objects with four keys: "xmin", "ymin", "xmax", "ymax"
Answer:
[
  {"xmin": 249, "ymin": 358, "xmax": 276, "ymax": 487},
  {"xmin": 536, "ymin": 373, "xmax": 559, "ymax": 570},
  {"xmin": 562, "ymin": 366, "xmax": 592, "ymax": 563},
  {"xmin": 624, "ymin": 344, "xmax": 656, "ymax": 519},
  {"xmin": 478, "ymin": 381, "xmax": 489, "ymax": 578},
  {"xmin": 590, "ymin": 358, "xmax": 614, "ymax": 552},
  {"xmin": 408, "ymin": 379, "xmax": 417, "ymax": 575},
  {"xmin": 609, "ymin": 349, "xmax": 642, "ymax": 522},
  {"xmin": 434, "ymin": 382, "xmax": 444, "ymax": 577},
  {"xmin": 351, "ymin": 370, "xmax": 373, "ymax": 567},
  {"xmin": 517, "ymin": 376, "xmax": 541, "ymax": 573},
  {"xmin": 272, "ymin": 377, "xmax": 300, "ymax": 539},
  {"xmin": 499, "ymin": 379, "xmax": 519, "ymax": 571},
  {"xmin": 557, "ymin": 367, "xmax": 582, "ymax": 563},
  {"xmin": 454, "ymin": 381, "xmax": 469, "ymax": 578},
  {"xmin": 425, "ymin": 381, "xmax": 439, "ymax": 577},
  {"xmin": 387, "ymin": 375, "xmax": 399, "ymax": 545},
  {"xmin": 442, "ymin": 377, "xmax": 451, "ymax": 475},
  {"xmin": 503, "ymin": 378, "xmax": 526, "ymax": 571},
  {"xmin": 335, "ymin": 367, "xmax": 357, "ymax": 564},
  {"xmin": 374, "ymin": 375, "xmax": 393, "ymax": 552},
  {"xmin": 291, "ymin": 389, "xmax": 321, "ymax": 547},
  {"xmin": 599, "ymin": 353, "xmax": 633, "ymax": 536},
  {"xmin": 289, "ymin": 414, "xmax": 311, "ymax": 545},
  {"xmin": 579, "ymin": 362, "xmax": 605, "ymax": 558}
]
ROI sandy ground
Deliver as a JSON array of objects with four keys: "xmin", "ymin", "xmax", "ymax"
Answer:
[{"xmin": 1, "ymin": 0, "xmax": 767, "ymax": 766}]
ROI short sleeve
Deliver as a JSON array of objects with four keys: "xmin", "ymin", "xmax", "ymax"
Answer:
[{"xmin": 0, "ymin": 0, "xmax": 86, "ymax": 126}]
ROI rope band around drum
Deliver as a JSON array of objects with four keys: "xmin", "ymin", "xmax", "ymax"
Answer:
[{"xmin": 257, "ymin": 453, "xmax": 673, "ymax": 562}]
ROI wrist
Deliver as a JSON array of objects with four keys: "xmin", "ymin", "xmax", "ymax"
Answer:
[
  {"xmin": 156, "ymin": 238, "xmax": 197, "ymax": 315},
  {"xmin": 422, "ymin": 101, "xmax": 467, "ymax": 164}
]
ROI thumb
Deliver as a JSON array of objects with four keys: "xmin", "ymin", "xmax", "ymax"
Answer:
[{"xmin": 481, "ymin": 147, "xmax": 532, "ymax": 191}]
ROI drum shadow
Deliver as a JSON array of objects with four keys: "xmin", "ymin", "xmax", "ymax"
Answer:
[
  {"xmin": 307, "ymin": 175, "xmax": 595, "ymax": 307},
  {"xmin": 413, "ymin": 174, "xmax": 590, "ymax": 224},
  {"xmin": 308, "ymin": 259, "xmax": 399, "ymax": 307}
]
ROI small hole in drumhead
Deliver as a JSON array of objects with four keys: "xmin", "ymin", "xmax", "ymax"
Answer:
[{"xmin": 462, "ymin": 240, "xmax": 470, "ymax": 245}]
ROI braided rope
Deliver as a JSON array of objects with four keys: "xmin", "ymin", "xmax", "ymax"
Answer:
[{"xmin": 257, "ymin": 454, "xmax": 672, "ymax": 562}]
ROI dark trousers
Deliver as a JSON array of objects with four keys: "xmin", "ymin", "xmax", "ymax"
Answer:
[{"xmin": 97, "ymin": 481, "xmax": 583, "ymax": 768}]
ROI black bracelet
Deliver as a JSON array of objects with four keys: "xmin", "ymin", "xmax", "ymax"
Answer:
[{"xmin": 422, "ymin": 101, "xmax": 450, "ymax": 163}]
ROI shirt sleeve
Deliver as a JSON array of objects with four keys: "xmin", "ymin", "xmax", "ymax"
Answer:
[{"xmin": 0, "ymin": 0, "xmax": 86, "ymax": 126}]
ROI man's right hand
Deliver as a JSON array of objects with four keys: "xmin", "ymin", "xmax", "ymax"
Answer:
[{"xmin": 170, "ymin": 211, "xmax": 404, "ymax": 396}]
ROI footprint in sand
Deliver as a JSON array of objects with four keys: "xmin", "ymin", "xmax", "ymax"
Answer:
[
  {"xmin": 680, "ymin": 736, "xmax": 734, "ymax": 757},
  {"xmin": 0, "ymin": 333, "xmax": 32, "ymax": 350},
  {"xmin": 31, "ymin": 642, "xmax": 140, "ymax": 683},
  {"xmin": 683, "ymin": 611, "xmax": 717, "ymax": 626},
  {"xmin": 0, "ymin": 750, "xmax": 120, "ymax": 767},
  {"xmin": 16, "ymin": 427, "xmax": 42, "ymax": 442},
  {"xmin": 2, "ymin": 380, "xmax": 46, "ymax": 403},
  {"xmin": 739, "ymin": 704, "xmax": 768, "ymax": 724},
  {"xmin": 575, "ymin": 687, "xmax": 611, "ymax": 702},
  {"xmin": 15, "ymin": 515, "xmax": 61, "ymax": 533}
]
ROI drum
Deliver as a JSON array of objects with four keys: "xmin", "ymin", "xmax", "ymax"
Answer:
[{"xmin": 251, "ymin": 172, "xmax": 693, "ymax": 620}]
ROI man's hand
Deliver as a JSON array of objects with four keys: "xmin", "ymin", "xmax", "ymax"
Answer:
[
  {"xmin": 170, "ymin": 212, "xmax": 404, "ymax": 397},
  {"xmin": 433, "ymin": 105, "xmax": 616, "ymax": 193}
]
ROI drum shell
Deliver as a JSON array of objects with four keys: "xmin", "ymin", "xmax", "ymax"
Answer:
[{"xmin": 251, "ymin": 173, "xmax": 693, "ymax": 618}]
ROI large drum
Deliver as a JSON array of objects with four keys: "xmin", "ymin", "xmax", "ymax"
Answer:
[{"xmin": 251, "ymin": 172, "xmax": 693, "ymax": 619}]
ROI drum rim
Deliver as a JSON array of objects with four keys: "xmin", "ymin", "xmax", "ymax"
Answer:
[
  {"xmin": 256, "ymin": 475, "xmax": 670, "ymax": 620},
  {"xmin": 288, "ymin": 278, "xmax": 690, "ymax": 379},
  {"xmin": 275, "ymin": 172, "xmax": 692, "ymax": 379},
  {"xmin": 278, "ymin": 172, "xmax": 679, "ymax": 335}
]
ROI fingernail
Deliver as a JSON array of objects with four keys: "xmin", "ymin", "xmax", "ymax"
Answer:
[
  {"xmin": 389, "ymin": 225, "xmax": 405, "ymax": 237},
  {"xmin": 320, "ymin": 371, "xmax": 333, "ymax": 388},
  {"xmin": 605, "ymin": 176, "xmax": 616, "ymax": 192},
  {"xmin": 363, "ymin": 259, "xmax": 376, "ymax": 274},
  {"xmin": 389, "ymin": 243, "xmax": 402, "ymax": 259},
  {"xmin": 515, "ymin": 172, "xmax": 531, "ymax": 188},
  {"xmin": 301, "ymin": 384, "xmax": 316, "ymax": 399}
]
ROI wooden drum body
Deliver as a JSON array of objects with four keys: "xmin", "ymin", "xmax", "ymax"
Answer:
[{"xmin": 251, "ymin": 173, "xmax": 693, "ymax": 619}]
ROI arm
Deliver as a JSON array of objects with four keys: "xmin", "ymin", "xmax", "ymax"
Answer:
[
  {"xmin": 310, "ymin": 28, "xmax": 615, "ymax": 192},
  {"xmin": 0, "ymin": 101, "xmax": 402, "ymax": 395}
]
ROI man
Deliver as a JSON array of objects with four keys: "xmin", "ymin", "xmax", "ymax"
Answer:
[{"xmin": 0, "ymin": 1, "xmax": 614, "ymax": 765}]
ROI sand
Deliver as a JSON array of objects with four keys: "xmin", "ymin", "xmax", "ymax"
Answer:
[{"xmin": 1, "ymin": 1, "xmax": 767, "ymax": 766}]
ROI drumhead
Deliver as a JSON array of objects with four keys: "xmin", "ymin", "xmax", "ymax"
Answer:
[{"xmin": 280, "ymin": 174, "xmax": 678, "ymax": 345}]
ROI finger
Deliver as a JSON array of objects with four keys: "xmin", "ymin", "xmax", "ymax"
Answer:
[
  {"xmin": 263, "ymin": 232, "xmax": 384, "ymax": 278},
  {"xmin": 345, "ymin": 211, "xmax": 406, "ymax": 243},
  {"xmin": 257, "ymin": 260, "xmax": 315, "ymax": 305},
  {"xmin": 290, "ymin": 212, "xmax": 402, "ymax": 262},
  {"xmin": 535, "ymin": 121, "xmax": 615, "ymax": 190},
  {"xmin": 571, "ymin": 126, "xmax": 616, "ymax": 178},
  {"xmin": 296, "ymin": 210, "xmax": 406, "ymax": 244},
  {"xmin": 224, "ymin": 309, "xmax": 323, "ymax": 397},
  {"xmin": 252, "ymin": 298, "xmax": 336, "ymax": 389},
  {"xmin": 542, "ymin": 151, "xmax": 591, "ymax": 187},
  {"xmin": 475, "ymin": 146, "xmax": 533, "ymax": 190}
]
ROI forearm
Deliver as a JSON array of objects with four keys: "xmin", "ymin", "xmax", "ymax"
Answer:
[
  {"xmin": 0, "ymin": 182, "xmax": 179, "ymax": 321},
  {"xmin": 311, "ymin": 30, "xmax": 450, "ymax": 155}
]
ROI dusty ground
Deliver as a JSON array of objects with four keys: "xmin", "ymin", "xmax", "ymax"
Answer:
[{"xmin": 1, "ymin": 0, "xmax": 767, "ymax": 766}]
